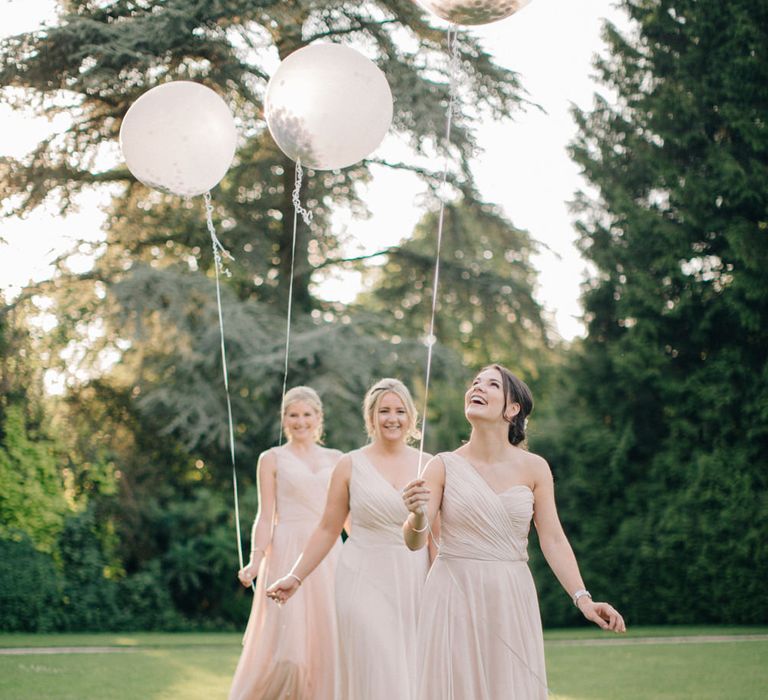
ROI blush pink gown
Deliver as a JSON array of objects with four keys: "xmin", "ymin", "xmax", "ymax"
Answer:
[
  {"xmin": 416, "ymin": 452, "xmax": 548, "ymax": 700},
  {"xmin": 334, "ymin": 448, "xmax": 430, "ymax": 700},
  {"xmin": 228, "ymin": 447, "xmax": 341, "ymax": 700}
]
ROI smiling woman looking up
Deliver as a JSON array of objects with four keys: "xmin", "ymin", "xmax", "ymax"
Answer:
[{"xmin": 401, "ymin": 364, "xmax": 626, "ymax": 700}]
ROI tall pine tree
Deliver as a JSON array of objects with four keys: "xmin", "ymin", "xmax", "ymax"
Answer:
[
  {"xmin": 536, "ymin": 0, "xmax": 768, "ymax": 626},
  {"xmin": 0, "ymin": 2, "xmax": 548, "ymax": 626}
]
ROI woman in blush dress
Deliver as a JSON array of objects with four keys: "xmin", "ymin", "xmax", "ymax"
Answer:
[
  {"xmin": 402, "ymin": 364, "xmax": 626, "ymax": 700},
  {"xmin": 229, "ymin": 386, "xmax": 342, "ymax": 700},
  {"xmin": 267, "ymin": 378, "xmax": 432, "ymax": 700}
]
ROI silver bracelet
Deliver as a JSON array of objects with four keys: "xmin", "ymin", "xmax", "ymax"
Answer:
[
  {"xmin": 573, "ymin": 588, "xmax": 592, "ymax": 607},
  {"xmin": 410, "ymin": 515, "xmax": 429, "ymax": 533},
  {"xmin": 287, "ymin": 572, "xmax": 303, "ymax": 586}
]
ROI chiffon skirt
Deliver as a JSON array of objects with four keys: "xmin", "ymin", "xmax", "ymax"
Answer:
[
  {"xmin": 416, "ymin": 557, "xmax": 548, "ymax": 700},
  {"xmin": 228, "ymin": 521, "xmax": 340, "ymax": 700},
  {"xmin": 334, "ymin": 539, "xmax": 427, "ymax": 700}
]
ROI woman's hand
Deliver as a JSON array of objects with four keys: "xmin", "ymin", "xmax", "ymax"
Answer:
[
  {"xmin": 578, "ymin": 598, "xmax": 626, "ymax": 633},
  {"xmin": 266, "ymin": 575, "xmax": 301, "ymax": 605},
  {"xmin": 237, "ymin": 561, "xmax": 261, "ymax": 588},
  {"xmin": 402, "ymin": 478, "xmax": 430, "ymax": 515}
]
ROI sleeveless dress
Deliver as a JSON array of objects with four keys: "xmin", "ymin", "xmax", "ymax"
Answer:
[
  {"xmin": 229, "ymin": 447, "xmax": 342, "ymax": 700},
  {"xmin": 334, "ymin": 448, "xmax": 430, "ymax": 700},
  {"xmin": 417, "ymin": 452, "xmax": 548, "ymax": 700}
]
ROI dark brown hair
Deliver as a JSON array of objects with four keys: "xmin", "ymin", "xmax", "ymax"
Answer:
[{"xmin": 481, "ymin": 364, "xmax": 534, "ymax": 446}]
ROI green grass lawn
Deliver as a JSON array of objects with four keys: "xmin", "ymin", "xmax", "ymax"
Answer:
[{"xmin": 0, "ymin": 628, "xmax": 766, "ymax": 700}]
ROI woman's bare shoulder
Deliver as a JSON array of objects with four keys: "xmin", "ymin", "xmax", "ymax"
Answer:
[
  {"xmin": 331, "ymin": 453, "xmax": 353, "ymax": 476},
  {"xmin": 520, "ymin": 449, "xmax": 552, "ymax": 482},
  {"xmin": 320, "ymin": 446, "xmax": 344, "ymax": 460},
  {"xmin": 257, "ymin": 448, "xmax": 279, "ymax": 474},
  {"xmin": 404, "ymin": 445, "xmax": 434, "ymax": 458}
]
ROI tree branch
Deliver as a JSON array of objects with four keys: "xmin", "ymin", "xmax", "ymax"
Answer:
[
  {"xmin": 303, "ymin": 18, "xmax": 399, "ymax": 44},
  {"xmin": 312, "ymin": 246, "xmax": 399, "ymax": 271}
]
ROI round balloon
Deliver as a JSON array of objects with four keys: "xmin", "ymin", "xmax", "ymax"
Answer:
[
  {"xmin": 265, "ymin": 43, "xmax": 393, "ymax": 171},
  {"xmin": 119, "ymin": 81, "xmax": 237, "ymax": 197},
  {"xmin": 415, "ymin": 0, "xmax": 531, "ymax": 26}
]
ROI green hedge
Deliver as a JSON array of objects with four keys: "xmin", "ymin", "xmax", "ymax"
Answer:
[{"xmin": 0, "ymin": 534, "xmax": 63, "ymax": 631}]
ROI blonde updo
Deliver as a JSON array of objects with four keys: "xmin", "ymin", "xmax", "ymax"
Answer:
[
  {"xmin": 362, "ymin": 378, "xmax": 420, "ymax": 443},
  {"xmin": 282, "ymin": 386, "xmax": 324, "ymax": 443}
]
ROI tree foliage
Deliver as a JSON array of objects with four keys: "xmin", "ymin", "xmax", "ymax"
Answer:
[
  {"xmin": 0, "ymin": 404, "xmax": 69, "ymax": 552},
  {"xmin": 533, "ymin": 0, "xmax": 768, "ymax": 626},
  {"xmin": 0, "ymin": 303, "xmax": 71, "ymax": 553},
  {"xmin": 0, "ymin": 0, "xmax": 525, "ymax": 306},
  {"xmin": 0, "ymin": 534, "xmax": 63, "ymax": 632},
  {"xmin": 361, "ymin": 199, "xmax": 548, "ymax": 372},
  {"xmin": 0, "ymin": 1, "xmax": 549, "ymax": 630}
]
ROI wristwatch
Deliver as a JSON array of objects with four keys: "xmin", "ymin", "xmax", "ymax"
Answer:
[{"xmin": 572, "ymin": 588, "xmax": 592, "ymax": 607}]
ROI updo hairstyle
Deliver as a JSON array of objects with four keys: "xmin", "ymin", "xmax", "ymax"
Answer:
[
  {"xmin": 483, "ymin": 364, "xmax": 533, "ymax": 446},
  {"xmin": 362, "ymin": 378, "xmax": 420, "ymax": 443},
  {"xmin": 282, "ymin": 385, "xmax": 324, "ymax": 443}
]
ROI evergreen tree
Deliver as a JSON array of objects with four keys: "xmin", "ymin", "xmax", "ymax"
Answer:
[
  {"xmin": 0, "ymin": 0, "xmax": 524, "ymax": 307},
  {"xmin": 360, "ymin": 199, "xmax": 554, "ymax": 452},
  {"xmin": 0, "ymin": 2, "xmax": 552, "ymax": 627},
  {"xmin": 0, "ymin": 0, "xmax": 530, "ymax": 460},
  {"xmin": 361, "ymin": 199, "xmax": 548, "ymax": 372},
  {"xmin": 538, "ymin": 0, "xmax": 768, "ymax": 626}
]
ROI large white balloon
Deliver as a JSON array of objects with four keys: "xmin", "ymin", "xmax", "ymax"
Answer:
[
  {"xmin": 120, "ymin": 81, "xmax": 237, "ymax": 197},
  {"xmin": 415, "ymin": 0, "xmax": 531, "ymax": 26},
  {"xmin": 265, "ymin": 43, "xmax": 393, "ymax": 171}
]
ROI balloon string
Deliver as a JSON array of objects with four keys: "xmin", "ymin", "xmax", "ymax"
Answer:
[
  {"xmin": 292, "ymin": 160, "xmax": 313, "ymax": 227},
  {"xmin": 276, "ymin": 160, "xmax": 310, "ymax": 446},
  {"xmin": 204, "ymin": 192, "xmax": 255, "ymax": 591},
  {"xmin": 416, "ymin": 25, "xmax": 460, "ymax": 477},
  {"xmin": 409, "ymin": 30, "xmax": 552, "ymax": 697}
]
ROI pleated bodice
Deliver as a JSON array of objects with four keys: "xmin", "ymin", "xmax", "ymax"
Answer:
[
  {"xmin": 438, "ymin": 451, "xmax": 534, "ymax": 562},
  {"xmin": 273, "ymin": 447, "xmax": 337, "ymax": 526},
  {"xmin": 347, "ymin": 448, "xmax": 412, "ymax": 547}
]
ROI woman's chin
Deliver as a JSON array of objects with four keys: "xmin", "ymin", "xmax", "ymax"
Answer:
[{"xmin": 464, "ymin": 405, "xmax": 495, "ymax": 422}]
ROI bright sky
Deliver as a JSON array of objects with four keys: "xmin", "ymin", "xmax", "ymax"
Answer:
[{"xmin": 0, "ymin": 0, "xmax": 626, "ymax": 341}]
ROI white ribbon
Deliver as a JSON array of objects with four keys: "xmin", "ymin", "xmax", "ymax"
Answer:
[{"xmin": 204, "ymin": 192, "xmax": 254, "ymax": 591}]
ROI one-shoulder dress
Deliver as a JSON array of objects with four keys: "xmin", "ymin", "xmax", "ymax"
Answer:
[{"xmin": 416, "ymin": 451, "xmax": 548, "ymax": 700}]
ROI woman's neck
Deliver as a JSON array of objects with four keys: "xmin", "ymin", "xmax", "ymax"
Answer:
[
  {"xmin": 368, "ymin": 437, "xmax": 408, "ymax": 457},
  {"xmin": 286, "ymin": 438, "xmax": 316, "ymax": 454},
  {"xmin": 465, "ymin": 422, "xmax": 510, "ymax": 463}
]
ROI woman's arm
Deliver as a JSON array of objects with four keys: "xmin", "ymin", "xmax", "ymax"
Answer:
[
  {"xmin": 427, "ymin": 514, "xmax": 441, "ymax": 564},
  {"xmin": 266, "ymin": 455, "xmax": 351, "ymax": 603},
  {"xmin": 237, "ymin": 451, "xmax": 277, "ymax": 587},
  {"xmin": 532, "ymin": 456, "xmax": 625, "ymax": 632},
  {"xmin": 401, "ymin": 456, "xmax": 445, "ymax": 551}
]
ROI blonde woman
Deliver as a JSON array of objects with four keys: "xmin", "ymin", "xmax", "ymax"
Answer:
[
  {"xmin": 268, "ymin": 378, "xmax": 431, "ymax": 700},
  {"xmin": 229, "ymin": 386, "xmax": 342, "ymax": 700}
]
